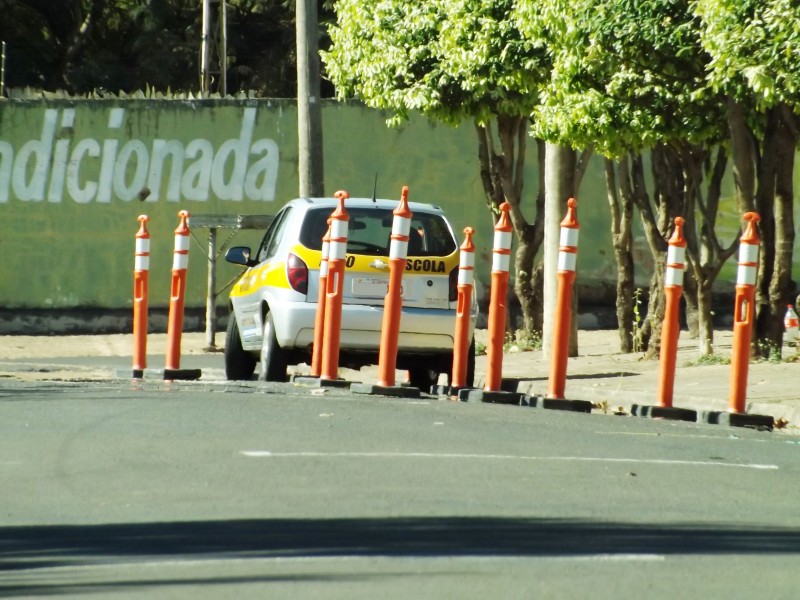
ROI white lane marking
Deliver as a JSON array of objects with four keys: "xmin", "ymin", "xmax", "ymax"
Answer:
[
  {"xmin": 240, "ymin": 451, "xmax": 778, "ymax": 470},
  {"xmin": 10, "ymin": 553, "xmax": 666, "ymax": 574}
]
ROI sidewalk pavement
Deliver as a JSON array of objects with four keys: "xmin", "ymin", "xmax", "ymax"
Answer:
[{"xmin": 1, "ymin": 329, "xmax": 798, "ymax": 433}]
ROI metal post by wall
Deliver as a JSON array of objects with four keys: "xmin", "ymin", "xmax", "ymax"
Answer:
[
  {"xmin": 200, "ymin": 0, "xmax": 227, "ymax": 95},
  {"xmin": 1, "ymin": 41, "xmax": 6, "ymax": 98},
  {"xmin": 205, "ymin": 227, "xmax": 217, "ymax": 349}
]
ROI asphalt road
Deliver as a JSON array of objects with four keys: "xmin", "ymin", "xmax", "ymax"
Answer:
[{"xmin": 2, "ymin": 379, "xmax": 800, "ymax": 599}]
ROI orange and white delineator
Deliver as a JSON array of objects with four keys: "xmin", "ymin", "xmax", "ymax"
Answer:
[
  {"xmin": 132, "ymin": 214, "xmax": 150, "ymax": 377},
  {"xmin": 320, "ymin": 191, "xmax": 350, "ymax": 381},
  {"xmin": 546, "ymin": 198, "xmax": 580, "ymax": 400},
  {"xmin": 377, "ymin": 186, "xmax": 413, "ymax": 387},
  {"xmin": 484, "ymin": 202, "xmax": 513, "ymax": 392},
  {"xmin": 451, "ymin": 226, "xmax": 476, "ymax": 392},
  {"xmin": 310, "ymin": 219, "xmax": 332, "ymax": 377},
  {"xmin": 165, "ymin": 210, "xmax": 191, "ymax": 372},
  {"xmin": 728, "ymin": 212, "xmax": 760, "ymax": 414},
  {"xmin": 784, "ymin": 305, "xmax": 798, "ymax": 345},
  {"xmin": 657, "ymin": 216, "xmax": 687, "ymax": 408}
]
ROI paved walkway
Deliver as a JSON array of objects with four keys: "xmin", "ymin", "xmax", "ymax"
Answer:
[{"xmin": 1, "ymin": 329, "xmax": 798, "ymax": 433}]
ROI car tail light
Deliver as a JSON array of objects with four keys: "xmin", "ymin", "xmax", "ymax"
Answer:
[
  {"xmin": 287, "ymin": 253, "xmax": 308, "ymax": 294},
  {"xmin": 449, "ymin": 267, "xmax": 458, "ymax": 302}
]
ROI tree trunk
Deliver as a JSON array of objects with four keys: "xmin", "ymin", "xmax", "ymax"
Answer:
[
  {"xmin": 604, "ymin": 157, "xmax": 635, "ymax": 352},
  {"xmin": 543, "ymin": 143, "xmax": 577, "ymax": 357},
  {"xmin": 766, "ymin": 104, "xmax": 798, "ymax": 358}
]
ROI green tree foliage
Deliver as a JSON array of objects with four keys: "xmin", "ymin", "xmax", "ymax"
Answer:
[
  {"xmin": 517, "ymin": 0, "xmax": 735, "ymax": 357},
  {"xmin": 0, "ymin": 0, "xmax": 335, "ymax": 96},
  {"xmin": 696, "ymin": 0, "xmax": 800, "ymax": 356},
  {"xmin": 324, "ymin": 0, "xmax": 555, "ymax": 336}
]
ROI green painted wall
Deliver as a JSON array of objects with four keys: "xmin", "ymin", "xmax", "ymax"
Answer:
[{"xmin": 0, "ymin": 99, "xmax": 760, "ymax": 313}]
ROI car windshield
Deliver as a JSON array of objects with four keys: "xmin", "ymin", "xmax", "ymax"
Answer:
[{"xmin": 300, "ymin": 207, "xmax": 457, "ymax": 257}]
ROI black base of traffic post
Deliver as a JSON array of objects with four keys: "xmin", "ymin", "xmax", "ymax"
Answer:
[
  {"xmin": 162, "ymin": 368, "xmax": 203, "ymax": 381},
  {"xmin": 699, "ymin": 410, "xmax": 774, "ymax": 431},
  {"xmin": 631, "ymin": 404, "xmax": 697, "ymax": 422},
  {"xmin": 350, "ymin": 383, "xmax": 421, "ymax": 398},
  {"xmin": 521, "ymin": 395, "xmax": 593, "ymax": 413},
  {"xmin": 291, "ymin": 375, "xmax": 355, "ymax": 389},
  {"xmin": 458, "ymin": 389, "xmax": 522, "ymax": 404}
]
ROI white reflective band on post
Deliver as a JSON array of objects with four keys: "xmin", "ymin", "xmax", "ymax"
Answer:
[
  {"xmin": 459, "ymin": 251, "xmax": 475, "ymax": 269},
  {"xmin": 737, "ymin": 264, "xmax": 757, "ymax": 285},
  {"xmin": 492, "ymin": 252, "xmax": 511, "ymax": 272},
  {"xmin": 173, "ymin": 253, "xmax": 189, "ymax": 271},
  {"xmin": 667, "ymin": 246, "xmax": 685, "ymax": 265},
  {"xmin": 331, "ymin": 220, "xmax": 349, "ymax": 239},
  {"xmin": 390, "ymin": 238, "xmax": 408, "ymax": 259},
  {"xmin": 329, "ymin": 241, "xmax": 347, "ymax": 260},
  {"xmin": 174, "ymin": 235, "xmax": 190, "ymax": 252},
  {"xmin": 136, "ymin": 238, "xmax": 150, "ymax": 254},
  {"xmin": 558, "ymin": 251, "xmax": 577, "ymax": 272},
  {"xmin": 665, "ymin": 265, "xmax": 684, "ymax": 287},
  {"xmin": 135, "ymin": 256, "xmax": 150, "ymax": 271},
  {"xmin": 321, "ymin": 240, "xmax": 330, "ymax": 259},
  {"xmin": 320, "ymin": 261, "xmax": 329, "ymax": 277},
  {"xmin": 458, "ymin": 269, "xmax": 474, "ymax": 286},
  {"xmin": 392, "ymin": 216, "xmax": 412, "ymax": 237},
  {"xmin": 739, "ymin": 243, "xmax": 759, "ymax": 264},
  {"xmin": 560, "ymin": 227, "xmax": 580, "ymax": 247},
  {"xmin": 493, "ymin": 231, "xmax": 513, "ymax": 251}
]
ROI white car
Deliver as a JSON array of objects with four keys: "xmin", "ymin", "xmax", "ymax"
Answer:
[{"xmin": 224, "ymin": 196, "xmax": 476, "ymax": 388}]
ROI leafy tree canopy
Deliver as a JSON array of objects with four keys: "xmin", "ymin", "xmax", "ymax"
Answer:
[
  {"xmin": 517, "ymin": 0, "xmax": 726, "ymax": 157},
  {"xmin": 322, "ymin": 0, "xmax": 549, "ymax": 126},
  {"xmin": 696, "ymin": 0, "xmax": 800, "ymax": 110}
]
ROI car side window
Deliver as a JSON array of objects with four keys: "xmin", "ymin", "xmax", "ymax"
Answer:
[{"xmin": 257, "ymin": 207, "xmax": 292, "ymax": 263}]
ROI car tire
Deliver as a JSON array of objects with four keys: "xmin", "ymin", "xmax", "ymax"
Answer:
[
  {"xmin": 225, "ymin": 315, "xmax": 257, "ymax": 381},
  {"xmin": 445, "ymin": 337, "xmax": 475, "ymax": 388},
  {"xmin": 408, "ymin": 362, "xmax": 440, "ymax": 391},
  {"xmin": 258, "ymin": 311, "xmax": 287, "ymax": 382}
]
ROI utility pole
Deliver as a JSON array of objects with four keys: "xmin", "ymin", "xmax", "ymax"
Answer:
[
  {"xmin": 200, "ymin": 0, "xmax": 227, "ymax": 95},
  {"xmin": 296, "ymin": 0, "xmax": 324, "ymax": 197},
  {"xmin": 1, "ymin": 41, "xmax": 6, "ymax": 98}
]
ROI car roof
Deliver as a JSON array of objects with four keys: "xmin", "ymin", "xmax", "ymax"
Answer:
[{"xmin": 288, "ymin": 197, "xmax": 446, "ymax": 215}]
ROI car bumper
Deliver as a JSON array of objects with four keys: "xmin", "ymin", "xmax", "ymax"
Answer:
[{"xmin": 273, "ymin": 303, "xmax": 473, "ymax": 353}]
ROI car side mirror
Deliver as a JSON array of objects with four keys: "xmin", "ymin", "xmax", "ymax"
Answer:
[{"xmin": 225, "ymin": 246, "xmax": 256, "ymax": 267}]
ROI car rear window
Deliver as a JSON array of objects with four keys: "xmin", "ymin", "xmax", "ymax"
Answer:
[{"xmin": 300, "ymin": 207, "xmax": 457, "ymax": 257}]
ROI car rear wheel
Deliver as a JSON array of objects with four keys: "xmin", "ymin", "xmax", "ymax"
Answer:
[
  {"xmin": 258, "ymin": 311, "xmax": 287, "ymax": 382},
  {"xmin": 408, "ymin": 361, "xmax": 441, "ymax": 391},
  {"xmin": 225, "ymin": 315, "xmax": 257, "ymax": 380}
]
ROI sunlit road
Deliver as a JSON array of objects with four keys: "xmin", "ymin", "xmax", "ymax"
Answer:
[{"xmin": 2, "ymin": 379, "xmax": 799, "ymax": 598}]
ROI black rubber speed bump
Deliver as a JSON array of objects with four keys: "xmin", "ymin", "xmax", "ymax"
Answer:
[
  {"xmin": 521, "ymin": 395, "xmax": 593, "ymax": 413},
  {"xmin": 699, "ymin": 410, "xmax": 774, "ymax": 431},
  {"xmin": 350, "ymin": 383, "xmax": 421, "ymax": 398},
  {"xmin": 458, "ymin": 389, "xmax": 522, "ymax": 404},
  {"xmin": 291, "ymin": 375, "xmax": 355, "ymax": 389},
  {"xmin": 631, "ymin": 404, "xmax": 697, "ymax": 422}
]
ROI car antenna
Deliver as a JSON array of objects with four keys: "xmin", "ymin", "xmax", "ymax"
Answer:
[{"xmin": 371, "ymin": 172, "xmax": 378, "ymax": 202}]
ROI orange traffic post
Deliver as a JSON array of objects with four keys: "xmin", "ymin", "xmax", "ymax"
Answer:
[
  {"xmin": 352, "ymin": 187, "xmax": 421, "ymax": 397},
  {"xmin": 460, "ymin": 203, "xmax": 521, "ymax": 403},
  {"xmin": 631, "ymin": 217, "xmax": 696, "ymax": 421},
  {"xmin": 164, "ymin": 210, "xmax": 201, "ymax": 380},
  {"xmin": 132, "ymin": 214, "xmax": 150, "ymax": 379},
  {"xmin": 698, "ymin": 212, "xmax": 772, "ymax": 429},
  {"xmin": 450, "ymin": 227, "xmax": 476, "ymax": 394},
  {"xmin": 376, "ymin": 186, "xmax": 413, "ymax": 387},
  {"xmin": 320, "ymin": 191, "xmax": 350, "ymax": 383},
  {"xmin": 309, "ymin": 219, "xmax": 332, "ymax": 377},
  {"xmin": 485, "ymin": 202, "xmax": 513, "ymax": 392},
  {"xmin": 728, "ymin": 212, "xmax": 760, "ymax": 414},
  {"xmin": 546, "ymin": 198, "xmax": 580, "ymax": 401},
  {"xmin": 657, "ymin": 217, "xmax": 687, "ymax": 408}
]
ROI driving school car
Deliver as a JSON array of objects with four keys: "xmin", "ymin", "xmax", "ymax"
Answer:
[{"xmin": 224, "ymin": 196, "xmax": 476, "ymax": 389}]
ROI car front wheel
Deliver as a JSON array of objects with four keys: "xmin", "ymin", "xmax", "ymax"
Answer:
[{"xmin": 258, "ymin": 311, "xmax": 287, "ymax": 382}]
